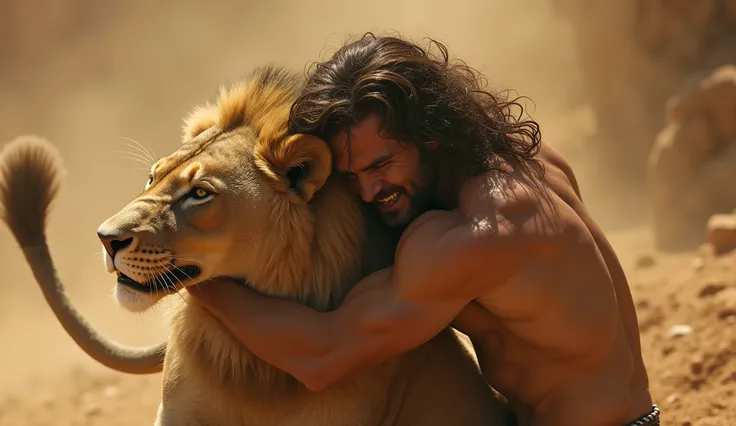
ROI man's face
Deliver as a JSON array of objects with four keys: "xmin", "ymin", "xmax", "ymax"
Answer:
[{"xmin": 330, "ymin": 114, "xmax": 439, "ymax": 228}]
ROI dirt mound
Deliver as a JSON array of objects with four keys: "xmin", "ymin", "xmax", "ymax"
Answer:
[{"xmin": 632, "ymin": 244, "xmax": 736, "ymax": 424}]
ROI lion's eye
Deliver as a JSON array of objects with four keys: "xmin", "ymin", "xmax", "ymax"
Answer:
[
  {"xmin": 191, "ymin": 187, "xmax": 211, "ymax": 200},
  {"xmin": 179, "ymin": 186, "xmax": 214, "ymax": 209}
]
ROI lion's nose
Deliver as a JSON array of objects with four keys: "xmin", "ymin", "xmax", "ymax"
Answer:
[{"xmin": 97, "ymin": 227, "xmax": 135, "ymax": 258}]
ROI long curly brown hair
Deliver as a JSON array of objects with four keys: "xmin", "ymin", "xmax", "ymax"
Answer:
[{"xmin": 288, "ymin": 32, "xmax": 544, "ymax": 180}]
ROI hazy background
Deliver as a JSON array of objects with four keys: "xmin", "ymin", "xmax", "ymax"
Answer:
[{"xmin": 0, "ymin": 0, "xmax": 602, "ymax": 393}]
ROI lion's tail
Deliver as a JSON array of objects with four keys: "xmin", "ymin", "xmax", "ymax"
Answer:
[{"xmin": 0, "ymin": 135, "xmax": 165, "ymax": 375}]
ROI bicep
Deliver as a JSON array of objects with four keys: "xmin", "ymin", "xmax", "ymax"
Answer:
[
  {"xmin": 393, "ymin": 209, "xmax": 526, "ymax": 303},
  {"xmin": 395, "ymin": 201, "xmax": 564, "ymax": 301},
  {"xmin": 331, "ymin": 267, "xmax": 467, "ymax": 371},
  {"xmin": 393, "ymin": 210, "xmax": 483, "ymax": 302},
  {"xmin": 335, "ymin": 212, "xmax": 486, "ymax": 356}
]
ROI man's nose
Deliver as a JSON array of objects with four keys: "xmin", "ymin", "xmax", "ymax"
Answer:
[
  {"xmin": 97, "ymin": 226, "xmax": 135, "ymax": 258},
  {"xmin": 359, "ymin": 176, "xmax": 382, "ymax": 203}
]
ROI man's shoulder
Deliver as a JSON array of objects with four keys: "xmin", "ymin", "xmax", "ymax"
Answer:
[
  {"xmin": 396, "ymin": 210, "xmax": 465, "ymax": 258},
  {"xmin": 457, "ymin": 172, "xmax": 571, "ymax": 241}
]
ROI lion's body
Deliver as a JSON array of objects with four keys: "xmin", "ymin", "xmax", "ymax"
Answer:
[
  {"xmin": 161, "ymin": 301, "xmax": 505, "ymax": 426},
  {"xmin": 0, "ymin": 65, "xmax": 513, "ymax": 426}
]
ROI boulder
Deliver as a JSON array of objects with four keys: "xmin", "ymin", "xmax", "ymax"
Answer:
[{"xmin": 706, "ymin": 214, "xmax": 736, "ymax": 255}]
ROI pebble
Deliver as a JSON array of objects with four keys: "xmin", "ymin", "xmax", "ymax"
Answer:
[
  {"xmin": 103, "ymin": 386, "xmax": 120, "ymax": 398},
  {"xmin": 635, "ymin": 254, "xmax": 656, "ymax": 268},
  {"xmin": 706, "ymin": 213, "xmax": 736, "ymax": 255},
  {"xmin": 83, "ymin": 401, "xmax": 101, "ymax": 417},
  {"xmin": 698, "ymin": 281, "xmax": 727, "ymax": 298},
  {"xmin": 669, "ymin": 324, "xmax": 693, "ymax": 337},
  {"xmin": 691, "ymin": 257, "xmax": 705, "ymax": 271},
  {"xmin": 690, "ymin": 355, "xmax": 704, "ymax": 375}
]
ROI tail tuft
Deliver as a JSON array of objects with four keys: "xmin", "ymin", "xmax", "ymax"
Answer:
[{"xmin": 0, "ymin": 135, "xmax": 65, "ymax": 247}]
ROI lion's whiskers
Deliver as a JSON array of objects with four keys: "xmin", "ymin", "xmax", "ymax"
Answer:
[
  {"xmin": 92, "ymin": 250, "xmax": 106, "ymax": 264},
  {"xmin": 149, "ymin": 267, "xmax": 177, "ymax": 312},
  {"xmin": 171, "ymin": 256, "xmax": 206, "ymax": 268},
  {"xmin": 116, "ymin": 148, "xmax": 152, "ymax": 165},
  {"xmin": 117, "ymin": 136, "xmax": 157, "ymax": 165},
  {"xmin": 157, "ymin": 261, "xmax": 190, "ymax": 306},
  {"xmin": 116, "ymin": 152, "xmax": 154, "ymax": 169}
]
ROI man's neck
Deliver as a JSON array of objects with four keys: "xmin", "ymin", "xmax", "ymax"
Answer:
[{"xmin": 434, "ymin": 161, "xmax": 464, "ymax": 211}]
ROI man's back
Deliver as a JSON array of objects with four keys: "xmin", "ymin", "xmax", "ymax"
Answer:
[{"xmin": 451, "ymin": 142, "xmax": 653, "ymax": 425}]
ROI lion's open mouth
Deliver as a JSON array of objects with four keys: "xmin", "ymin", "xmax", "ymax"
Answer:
[{"xmin": 116, "ymin": 266, "xmax": 202, "ymax": 293}]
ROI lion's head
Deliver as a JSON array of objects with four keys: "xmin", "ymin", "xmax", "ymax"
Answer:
[{"xmin": 98, "ymin": 66, "xmax": 364, "ymax": 313}]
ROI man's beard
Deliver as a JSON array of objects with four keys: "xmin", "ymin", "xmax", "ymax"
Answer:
[
  {"xmin": 369, "ymin": 185, "xmax": 433, "ymax": 229},
  {"xmin": 369, "ymin": 151, "xmax": 439, "ymax": 230}
]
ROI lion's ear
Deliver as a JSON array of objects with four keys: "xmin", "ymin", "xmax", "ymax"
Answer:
[{"xmin": 257, "ymin": 134, "xmax": 332, "ymax": 202}]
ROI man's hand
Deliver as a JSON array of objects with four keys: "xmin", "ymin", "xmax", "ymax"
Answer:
[
  {"xmin": 186, "ymin": 278, "xmax": 234, "ymax": 307},
  {"xmin": 186, "ymin": 278, "xmax": 335, "ymax": 390}
]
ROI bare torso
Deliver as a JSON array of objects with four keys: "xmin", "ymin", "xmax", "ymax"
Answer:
[{"xmin": 451, "ymin": 143, "xmax": 652, "ymax": 426}]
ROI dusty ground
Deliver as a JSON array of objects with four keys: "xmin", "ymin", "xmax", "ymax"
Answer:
[{"xmin": 1, "ymin": 1, "xmax": 734, "ymax": 425}]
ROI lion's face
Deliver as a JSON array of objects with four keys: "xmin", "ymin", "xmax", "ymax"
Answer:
[{"xmin": 97, "ymin": 122, "xmax": 332, "ymax": 312}]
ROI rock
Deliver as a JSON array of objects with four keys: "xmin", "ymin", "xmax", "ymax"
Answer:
[
  {"xmin": 649, "ymin": 65, "xmax": 736, "ymax": 251},
  {"xmin": 690, "ymin": 355, "xmax": 704, "ymax": 375},
  {"xmin": 717, "ymin": 308, "xmax": 736, "ymax": 320},
  {"xmin": 706, "ymin": 213, "xmax": 736, "ymax": 255},
  {"xmin": 699, "ymin": 145, "xmax": 736, "ymax": 210},
  {"xmin": 696, "ymin": 243, "xmax": 713, "ymax": 257},
  {"xmin": 674, "ymin": 115, "xmax": 716, "ymax": 162},
  {"xmin": 667, "ymin": 66, "xmax": 736, "ymax": 135},
  {"xmin": 83, "ymin": 403, "xmax": 101, "ymax": 417},
  {"xmin": 669, "ymin": 324, "xmax": 693, "ymax": 337},
  {"xmin": 102, "ymin": 386, "xmax": 119, "ymax": 398},
  {"xmin": 699, "ymin": 66, "xmax": 736, "ymax": 137},
  {"xmin": 711, "ymin": 401, "xmax": 727, "ymax": 411},
  {"xmin": 635, "ymin": 254, "xmax": 656, "ymax": 269},
  {"xmin": 692, "ymin": 257, "xmax": 705, "ymax": 271},
  {"xmin": 698, "ymin": 281, "xmax": 727, "ymax": 298}
]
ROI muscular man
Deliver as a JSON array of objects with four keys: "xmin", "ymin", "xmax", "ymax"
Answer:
[{"xmin": 188, "ymin": 34, "xmax": 656, "ymax": 425}]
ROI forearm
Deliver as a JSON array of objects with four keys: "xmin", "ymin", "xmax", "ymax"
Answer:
[
  {"xmin": 193, "ymin": 282, "xmax": 336, "ymax": 389},
  {"xmin": 191, "ymin": 261, "xmax": 467, "ymax": 392}
]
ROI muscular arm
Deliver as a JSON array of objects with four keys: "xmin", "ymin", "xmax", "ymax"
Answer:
[{"xmin": 190, "ymin": 203, "xmax": 556, "ymax": 391}]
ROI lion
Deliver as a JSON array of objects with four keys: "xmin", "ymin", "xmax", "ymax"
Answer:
[{"xmin": 0, "ymin": 65, "xmax": 514, "ymax": 426}]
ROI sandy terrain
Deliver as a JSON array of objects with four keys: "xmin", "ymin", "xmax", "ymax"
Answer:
[{"xmin": 1, "ymin": 1, "xmax": 734, "ymax": 425}]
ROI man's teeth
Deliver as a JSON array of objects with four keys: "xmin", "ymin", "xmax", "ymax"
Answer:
[{"xmin": 377, "ymin": 192, "xmax": 400, "ymax": 204}]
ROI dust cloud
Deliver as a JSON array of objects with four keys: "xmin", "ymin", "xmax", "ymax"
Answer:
[{"xmin": 0, "ymin": 0, "xmax": 610, "ymax": 397}]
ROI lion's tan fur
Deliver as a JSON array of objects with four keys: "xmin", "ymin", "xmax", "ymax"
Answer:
[
  {"xmin": 163, "ymin": 68, "xmax": 370, "ymax": 400},
  {"xmin": 0, "ymin": 66, "xmax": 513, "ymax": 425}
]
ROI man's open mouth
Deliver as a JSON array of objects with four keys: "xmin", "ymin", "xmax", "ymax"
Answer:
[{"xmin": 116, "ymin": 266, "xmax": 202, "ymax": 293}]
